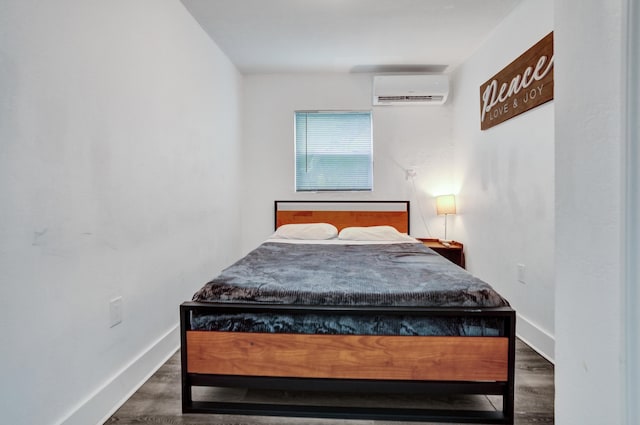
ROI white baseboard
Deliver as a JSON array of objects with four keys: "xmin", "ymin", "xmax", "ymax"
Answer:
[
  {"xmin": 516, "ymin": 313, "xmax": 555, "ymax": 364},
  {"xmin": 56, "ymin": 324, "xmax": 180, "ymax": 425}
]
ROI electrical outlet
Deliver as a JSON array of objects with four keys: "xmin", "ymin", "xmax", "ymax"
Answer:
[
  {"xmin": 110, "ymin": 296, "xmax": 123, "ymax": 327},
  {"xmin": 517, "ymin": 264, "xmax": 526, "ymax": 284}
]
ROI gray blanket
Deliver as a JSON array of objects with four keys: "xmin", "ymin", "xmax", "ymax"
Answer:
[
  {"xmin": 189, "ymin": 311, "xmax": 505, "ymax": 336},
  {"xmin": 192, "ymin": 242, "xmax": 508, "ymax": 308}
]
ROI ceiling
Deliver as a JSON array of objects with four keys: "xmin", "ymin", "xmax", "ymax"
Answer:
[{"xmin": 181, "ymin": 0, "xmax": 522, "ymax": 75}]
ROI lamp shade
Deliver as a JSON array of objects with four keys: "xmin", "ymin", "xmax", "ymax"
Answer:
[{"xmin": 436, "ymin": 194, "xmax": 456, "ymax": 215}]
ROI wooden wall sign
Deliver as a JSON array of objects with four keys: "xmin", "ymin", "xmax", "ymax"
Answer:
[{"xmin": 480, "ymin": 32, "xmax": 554, "ymax": 130}]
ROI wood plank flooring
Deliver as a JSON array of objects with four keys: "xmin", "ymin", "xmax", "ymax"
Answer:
[{"xmin": 106, "ymin": 339, "xmax": 553, "ymax": 425}]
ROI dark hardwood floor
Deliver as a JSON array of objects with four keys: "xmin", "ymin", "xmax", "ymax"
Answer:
[{"xmin": 106, "ymin": 339, "xmax": 553, "ymax": 425}]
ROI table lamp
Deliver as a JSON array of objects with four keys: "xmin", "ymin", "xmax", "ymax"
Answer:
[{"xmin": 436, "ymin": 194, "xmax": 456, "ymax": 242}]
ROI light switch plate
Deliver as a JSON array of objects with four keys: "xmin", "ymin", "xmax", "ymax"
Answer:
[
  {"xmin": 110, "ymin": 296, "xmax": 123, "ymax": 327},
  {"xmin": 517, "ymin": 264, "xmax": 526, "ymax": 284}
]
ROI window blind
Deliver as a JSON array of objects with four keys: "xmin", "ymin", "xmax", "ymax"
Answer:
[{"xmin": 295, "ymin": 111, "xmax": 373, "ymax": 192}]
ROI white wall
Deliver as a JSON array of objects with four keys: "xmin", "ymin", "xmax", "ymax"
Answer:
[
  {"xmin": 241, "ymin": 73, "xmax": 455, "ymax": 253},
  {"xmin": 0, "ymin": 1, "xmax": 243, "ymax": 425},
  {"xmin": 555, "ymin": 0, "xmax": 628, "ymax": 423},
  {"xmin": 449, "ymin": 0, "xmax": 555, "ymax": 360},
  {"xmin": 626, "ymin": 0, "xmax": 640, "ymax": 420}
]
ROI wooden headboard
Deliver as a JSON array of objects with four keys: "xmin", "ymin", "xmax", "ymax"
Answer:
[{"xmin": 274, "ymin": 201, "xmax": 410, "ymax": 233}]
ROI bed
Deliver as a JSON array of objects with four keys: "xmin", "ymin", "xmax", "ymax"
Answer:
[{"xmin": 180, "ymin": 200, "xmax": 516, "ymax": 424}]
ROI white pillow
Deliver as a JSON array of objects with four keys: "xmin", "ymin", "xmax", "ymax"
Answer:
[
  {"xmin": 338, "ymin": 225, "xmax": 415, "ymax": 241},
  {"xmin": 273, "ymin": 223, "xmax": 338, "ymax": 240}
]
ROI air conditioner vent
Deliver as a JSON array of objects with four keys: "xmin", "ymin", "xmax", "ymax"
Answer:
[
  {"xmin": 377, "ymin": 95, "xmax": 445, "ymax": 103},
  {"xmin": 373, "ymin": 75, "xmax": 449, "ymax": 106}
]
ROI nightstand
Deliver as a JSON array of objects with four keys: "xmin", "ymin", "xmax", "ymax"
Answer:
[{"xmin": 416, "ymin": 238, "xmax": 465, "ymax": 268}]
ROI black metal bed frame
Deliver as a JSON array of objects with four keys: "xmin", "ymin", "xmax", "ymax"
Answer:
[
  {"xmin": 180, "ymin": 303, "xmax": 516, "ymax": 424},
  {"xmin": 180, "ymin": 200, "xmax": 516, "ymax": 423}
]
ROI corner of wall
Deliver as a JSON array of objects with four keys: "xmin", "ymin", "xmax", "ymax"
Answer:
[{"xmin": 57, "ymin": 325, "xmax": 179, "ymax": 425}]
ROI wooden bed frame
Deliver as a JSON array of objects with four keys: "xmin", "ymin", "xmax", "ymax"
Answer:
[{"xmin": 181, "ymin": 201, "xmax": 516, "ymax": 424}]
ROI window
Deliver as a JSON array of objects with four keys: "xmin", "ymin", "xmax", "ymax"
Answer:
[{"xmin": 295, "ymin": 111, "xmax": 373, "ymax": 192}]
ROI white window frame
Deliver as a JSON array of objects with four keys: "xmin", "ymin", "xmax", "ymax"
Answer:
[{"xmin": 294, "ymin": 110, "xmax": 373, "ymax": 192}]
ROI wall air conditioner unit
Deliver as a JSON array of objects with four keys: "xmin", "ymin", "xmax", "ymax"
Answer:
[{"xmin": 373, "ymin": 74, "xmax": 449, "ymax": 106}]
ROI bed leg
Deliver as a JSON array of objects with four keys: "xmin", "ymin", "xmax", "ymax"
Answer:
[
  {"xmin": 181, "ymin": 377, "xmax": 193, "ymax": 412},
  {"xmin": 503, "ymin": 375, "xmax": 515, "ymax": 424},
  {"xmin": 180, "ymin": 304, "xmax": 193, "ymax": 413},
  {"xmin": 503, "ymin": 311, "xmax": 517, "ymax": 424}
]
